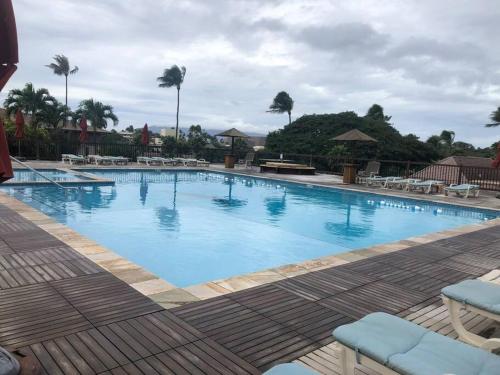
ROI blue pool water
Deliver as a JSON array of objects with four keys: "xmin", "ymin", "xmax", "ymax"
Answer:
[
  {"xmin": 2, "ymin": 170, "xmax": 498, "ymax": 286},
  {"xmin": 10, "ymin": 169, "xmax": 86, "ymax": 183}
]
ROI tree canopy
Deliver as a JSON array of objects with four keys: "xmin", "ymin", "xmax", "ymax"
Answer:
[
  {"xmin": 266, "ymin": 105, "xmax": 495, "ymax": 162},
  {"xmin": 73, "ymin": 99, "xmax": 118, "ymax": 142},
  {"xmin": 3, "ymin": 83, "xmax": 56, "ymax": 129}
]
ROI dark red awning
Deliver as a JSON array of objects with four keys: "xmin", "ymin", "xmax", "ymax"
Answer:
[
  {"xmin": 0, "ymin": 0, "xmax": 18, "ymax": 182},
  {"xmin": 0, "ymin": 0, "xmax": 18, "ymax": 92},
  {"xmin": 141, "ymin": 123, "xmax": 149, "ymax": 145}
]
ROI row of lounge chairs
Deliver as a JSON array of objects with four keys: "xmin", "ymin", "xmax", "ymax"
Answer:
[
  {"xmin": 361, "ymin": 175, "xmax": 480, "ymax": 198},
  {"xmin": 62, "ymin": 154, "xmax": 129, "ymax": 165},
  {"xmin": 265, "ymin": 279, "xmax": 500, "ymax": 375},
  {"xmin": 137, "ymin": 156, "xmax": 210, "ymax": 167},
  {"xmin": 62, "ymin": 154, "xmax": 210, "ymax": 167}
]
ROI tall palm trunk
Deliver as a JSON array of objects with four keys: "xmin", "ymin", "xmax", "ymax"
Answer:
[
  {"xmin": 65, "ymin": 74, "xmax": 68, "ymax": 127},
  {"xmin": 176, "ymin": 87, "xmax": 180, "ymax": 141},
  {"xmin": 65, "ymin": 75, "xmax": 68, "ymax": 108}
]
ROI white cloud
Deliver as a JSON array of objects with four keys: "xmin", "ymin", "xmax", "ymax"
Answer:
[{"xmin": 1, "ymin": 0, "xmax": 499, "ymax": 146}]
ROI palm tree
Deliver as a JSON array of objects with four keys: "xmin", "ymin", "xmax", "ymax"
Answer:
[
  {"xmin": 73, "ymin": 99, "xmax": 118, "ymax": 142},
  {"xmin": 268, "ymin": 91, "xmax": 294, "ymax": 125},
  {"xmin": 39, "ymin": 100, "xmax": 71, "ymax": 129},
  {"xmin": 46, "ymin": 54, "xmax": 79, "ymax": 109},
  {"xmin": 486, "ymin": 107, "xmax": 500, "ymax": 127},
  {"xmin": 3, "ymin": 83, "xmax": 56, "ymax": 128},
  {"xmin": 439, "ymin": 130, "xmax": 455, "ymax": 147},
  {"xmin": 3, "ymin": 83, "xmax": 57, "ymax": 159},
  {"xmin": 157, "ymin": 65, "xmax": 186, "ymax": 141}
]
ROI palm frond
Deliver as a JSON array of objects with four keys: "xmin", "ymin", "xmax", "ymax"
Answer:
[{"xmin": 157, "ymin": 65, "xmax": 186, "ymax": 89}]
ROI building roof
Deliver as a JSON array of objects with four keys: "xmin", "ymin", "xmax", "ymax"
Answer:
[
  {"xmin": 332, "ymin": 129, "xmax": 378, "ymax": 142},
  {"xmin": 436, "ymin": 156, "xmax": 493, "ymax": 168},
  {"xmin": 412, "ymin": 155, "xmax": 494, "ymax": 184}
]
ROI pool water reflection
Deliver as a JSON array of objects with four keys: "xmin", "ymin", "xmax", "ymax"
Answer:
[{"xmin": 2, "ymin": 170, "xmax": 498, "ymax": 286}]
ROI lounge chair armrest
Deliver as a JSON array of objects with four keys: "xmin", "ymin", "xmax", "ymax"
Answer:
[{"xmin": 480, "ymin": 338, "xmax": 500, "ymax": 351}]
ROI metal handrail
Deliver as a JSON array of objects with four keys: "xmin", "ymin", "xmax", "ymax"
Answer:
[{"xmin": 9, "ymin": 156, "xmax": 78, "ymax": 191}]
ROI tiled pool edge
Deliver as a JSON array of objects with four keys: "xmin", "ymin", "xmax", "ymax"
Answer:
[
  {"xmin": 3, "ymin": 167, "xmax": 115, "ymax": 186},
  {"xmin": 2, "ymin": 189, "xmax": 499, "ymax": 310}
]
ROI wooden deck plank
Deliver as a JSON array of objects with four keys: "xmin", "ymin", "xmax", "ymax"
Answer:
[{"xmin": 1, "ymin": 202, "xmax": 499, "ymax": 374}]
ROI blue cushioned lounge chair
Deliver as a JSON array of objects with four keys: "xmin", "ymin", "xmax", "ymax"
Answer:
[
  {"xmin": 333, "ymin": 312, "xmax": 500, "ymax": 375},
  {"xmin": 263, "ymin": 363, "xmax": 318, "ymax": 374},
  {"xmin": 442, "ymin": 279, "xmax": 500, "ymax": 351}
]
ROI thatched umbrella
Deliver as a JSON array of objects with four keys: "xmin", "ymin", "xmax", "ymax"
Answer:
[
  {"xmin": 332, "ymin": 129, "xmax": 378, "ymax": 183},
  {"xmin": 215, "ymin": 128, "xmax": 249, "ymax": 154}
]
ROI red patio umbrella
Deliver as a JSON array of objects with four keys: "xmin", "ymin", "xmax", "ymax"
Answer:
[
  {"xmin": 79, "ymin": 116, "xmax": 89, "ymax": 143},
  {"xmin": 141, "ymin": 123, "xmax": 149, "ymax": 145},
  {"xmin": 0, "ymin": 0, "xmax": 18, "ymax": 182},
  {"xmin": 14, "ymin": 109, "xmax": 24, "ymax": 156},
  {"xmin": 0, "ymin": 119, "xmax": 14, "ymax": 182},
  {"xmin": 492, "ymin": 144, "xmax": 500, "ymax": 168}
]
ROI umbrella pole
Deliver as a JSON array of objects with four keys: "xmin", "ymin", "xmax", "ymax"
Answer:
[{"xmin": 17, "ymin": 139, "xmax": 21, "ymax": 157}]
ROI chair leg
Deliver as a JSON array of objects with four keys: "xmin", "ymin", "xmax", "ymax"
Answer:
[
  {"xmin": 339, "ymin": 345, "xmax": 356, "ymax": 375},
  {"xmin": 443, "ymin": 297, "xmax": 488, "ymax": 348}
]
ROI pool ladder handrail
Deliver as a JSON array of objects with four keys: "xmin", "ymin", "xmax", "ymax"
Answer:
[{"xmin": 9, "ymin": 155, "xmax": 78, "ymax": 191}]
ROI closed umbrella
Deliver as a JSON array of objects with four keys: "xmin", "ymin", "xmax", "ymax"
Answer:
[
  {"xmin": 0, "ymin": 0, "xmax": 18, "ymax": 92},
  {"xmin": 492, "ymin": 144, "xmax": 500, "ymax": 168},
  {"xmin": 14, "ymin": 109, "xmax": 24, "ymax": 156},
  {"xmin": 141, "ymin": 123, "xmax": 149, "ymax": 145},
  {"xmin": 0, "ymin": 119, "xmax": 14, "ymax": 183},
  {"xmin": 79, "ymin": 116, "xmax": 88, "ymax": 143}
]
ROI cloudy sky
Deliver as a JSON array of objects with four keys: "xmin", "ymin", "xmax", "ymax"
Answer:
[{"xmin": 3, "ymin": 0, "xmax": 500, "ymax": 146}]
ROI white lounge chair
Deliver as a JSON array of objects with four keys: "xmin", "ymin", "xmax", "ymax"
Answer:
[
  {"xmin": 87, "ymin": 155, "xmax": 114, "ymax": 165},
  {"xmin": 366, "ymin": 176, "xmax": 402, "ymax": 188},
  {"xmin": 110, "ymin": 156, "xmax": 129, "ymax": 165},
  {"xmin": 333, "ymin": 312, "xmax": 500, "ymax": 375},
  {"xmin": 444, "ymin": 184, "xmax": 480, "ymax": 198},
  {"xmin": 238, "ymin": 152, "xmax": 255, "ymax": 169},
  {"xmin": 137, "ymin": 156, "xmax": 161, "ymax": 166},
  {"xmin": 175, "ymin": 157, "xmax": 198, "ymax": 166},
  {"xmin": 442, "ymin": 280, "xmax": 500, "ymax": 351},
  {"xmin": 407, "ymin": 180, "xmax": 445, "ymax": 194},
  {"xmin": 151, "ymin": 157, "xmax": 175, "ymax": 166},
  {"xmin": 385, "ymin": 178, "xmax": 421, "ymax": 190},
  {"xmin": 61, "ymin": 154, "xmax": 86, "ymax": 165},
  {"xmin": 356, "ymin": 161, "xmax": 381, "ymax": 184},
  {"xmin": 196, "ymin": 159, "xmax": 210, "ymax": 167}
]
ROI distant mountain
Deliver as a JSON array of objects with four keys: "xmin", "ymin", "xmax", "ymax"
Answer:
[{"xmin": 145, "ymin": 125, "xmax": 265, "ymax": 137}]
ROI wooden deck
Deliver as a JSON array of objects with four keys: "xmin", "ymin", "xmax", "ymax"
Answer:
[{"xmin": 1, "ymin": 201, "xmax": 499, "ymax": 374}]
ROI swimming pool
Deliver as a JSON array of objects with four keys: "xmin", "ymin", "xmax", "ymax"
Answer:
[
  {"xmin": 2, "ymin": 170, "xmax": 498, "ymax": 286},
  {"xmin": 9, "ymin": 169, "xmax": 88, "ymax": 183}
]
